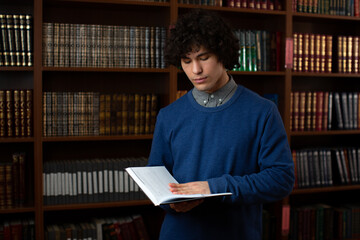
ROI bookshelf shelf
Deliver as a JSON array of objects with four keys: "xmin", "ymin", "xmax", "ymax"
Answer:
[
  {"xmin": 0, "ymin": 67, "xmax": 34, "ymax": 71},
  {"xmin": 230, "ymin": 70, "xmax": 286, "ymax": 76},
  {"xmin": 292, "ymin": 12, "xmax": 360, "ymax": 21},
  {"xmin": 0, "ymin": 137, "xmax": 34, "ymax": 143},
  {"xmin": 290, "ymin": 130, "xmax": 360, "ymax": 136},
  {"xmin": 178, "ymin": 4, "xmax": 286, "ymax": 16},
  {"xmin": 43, "ymin": 199, "xmax": 152, "ymax": 211},
  {"xmin": 291, "ymin": 184, "xmax": 360, "ymax": 195},
  {"xmin": 42, "ymin": 67, "xmax": 170, "ymax": 73},
  {"xmin": 0, "ymin": 206, "xmax": 35, "ymax": 214},
  {"xmin": 42, "ymin": 134, "xmax": 153, "ymax": 142},
  {"xmin": 45, "ymin": 0, "xmax": 171, "ymax": 7},
  {"xmin": 292, "ymin": 72, "xmax": 360, "ymax": 78}
]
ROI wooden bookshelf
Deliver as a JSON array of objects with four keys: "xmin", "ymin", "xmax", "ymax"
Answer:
[{"xmin": 1, "ymin": 0, "xmax": 360, "ymax": 239}]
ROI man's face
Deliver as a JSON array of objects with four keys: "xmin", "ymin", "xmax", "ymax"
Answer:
[{"xmin": 180, "ymin": 46, "xmax": 229, "ymax": 93}]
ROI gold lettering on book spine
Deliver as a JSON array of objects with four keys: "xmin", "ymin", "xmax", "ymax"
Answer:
[
  {"xmin": 354, "ymin": 36, "xmax": 359, "ymax": 74},
  {"xmin": 306, "ymin": 92, "xmax": 312, "ymax": 131},
  {"xmin": 320, "ymin": 35, "xmax": 326, "ymax": 73},
  {"xmin": 315, "ymin": 34, "xmax": 321, "ymax": 72},
  {"xmin": 342, "ymin": 36, "xmax": 347, "ymax": 73},
  {"xmin": 348, "ymin": 36, "xmax": 353, "ymax": 73},
  {"xmin": 309, "ymin": 34, "xmax": 315, "ymax": 72},
  {"xmin": 303, "ymin": 34, "xmax": 309, "ymax": 72},
  {"xmin": 298, "ymin": 33, "xmax": 303, "ymax": 72},
  {"xmin": 338, "ymin": 36, "xmax": 343, "ymax": 73},
  {"xmin": 293, "ymin": 33, "xmax": 298, "ymax": 72},
  {"xmin": 326, "ymin": 35, "xmax": 333, "ymax": 73}
]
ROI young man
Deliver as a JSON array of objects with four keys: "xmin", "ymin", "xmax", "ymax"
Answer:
[{"xmin": 148, "ymin": 9, "xmax": 294, "ymax": 240}]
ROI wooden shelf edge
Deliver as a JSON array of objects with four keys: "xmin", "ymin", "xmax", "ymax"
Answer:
[
  {"xmin": 44, "ymin": 0, "xmax": 170, "ymax": 7},
  {"xmin": 178, "ymin": 4, "xmax": 286, "ymax": 15},
  {"xmin": 43, "ymin": 199, "xmax": 153, "ymax": 211},
  {"xmin": 0, "ymin": 67, "xmax": 34, "ymax": 71},
  {"xmin": 229, "ymin": 70, "xmax": 286, "ymax": 76},
  {"xmin": 292, "ymin": 12, "xmax": 360, "ymax": 21},
  {"xmin": 291, "ymin": 130, "xmax": 360, "ymax": 136},
  {"xmin": 0, "ymin": 137, "xmax": 35, "ymax": 143},
  {"xmin": 42, "ymin": 134, "xmax": 153, "ymax": 142},
  {"xmin": 0, "ymin": 206, "xmax": 36, "ymax": 214},
  {"xmin": 291, "ymin": 184, "xmax": 360, "ymax": 195},
  {"xmin": 42, "ymin": 67, "xmax": 170, "ymax": 73},
  {"xmin": 292, "ymin": 72, "xmax": 360, "ymax": 77}
]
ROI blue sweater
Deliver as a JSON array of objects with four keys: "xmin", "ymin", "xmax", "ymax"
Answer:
[{"xmin": 148, "ymin": 85, "xmax": 294, "ymax": 240}]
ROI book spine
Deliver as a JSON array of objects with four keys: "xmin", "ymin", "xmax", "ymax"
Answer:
[
  {"xmin": 305, "ymin": 91, "xmax": 313, "ymax": 131},
  {"xmin": 293, "ymin": 33, "xmax": 298, "ymax": 72},
  {"xmin": 25, "ymin": 15, "xmax": 32, "ymax": 66},
  {"xmin": 299, "ymin": 92, "xmax": 306, "ymax": 131},
  {"xmin": 342, "ymin": 36, "xmax": 348, "ymax": 73},
  {"xmin": 354, "ymin": 36, "xmax": 359, "ymax": 74},
  {"xmin": 326, "ymin": 35, "xmax": 333, "ymax": 73},
  {"xmin": 348, "ymin": 35, "xmax": 353, "ymax": 73},
  {"xmin": 298, "ymin": 33, "xmax": 303, "ymax": 72},
  {"xmin": 19, "ymin": 15, "xmax": 27, "ymax": 67},
  {"xmin": 303, "ymin": 33, "xmax": 309, "ymax": 72},
  {"xmin": 42, "ymin": 23, "xmax": 54, "ymax": 67},
  {"xmin": 6, "ymin": 15, "xmax": 16, "ymax": 66},
  {"xmin": 13, "ymin": 90, "xmax": 20, "ymax": 137},
  {"xmin": 309, "ymin": 34, "xmax": 315, "ymax": 72},
  {"xmin": 315, "ymin": 34, "xmax": 321, "ymax": 72},
  {"xmin": 0, "ymin": 90, "xmax": 5, "ymax": 137},
  {"xmin": 338, "ymin": 36, "xmax": 343, "ymax": 73},
  {"xmin": 0, "ymin": 14, "xmax": 10, "ymax": 66},
  {"xmin": 13, "ymin": 15, "xmax": 21, "ymax": 66},
  {"xmin": 6, "ymin": 90, "xmax": 13, "ymax": 137}
]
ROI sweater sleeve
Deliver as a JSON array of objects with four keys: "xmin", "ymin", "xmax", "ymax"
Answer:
[
  {"xmin": 147, "ymin": 109, "xmax": 174, "ymax": 170},
  {"xmin": 207, "ymin": 105, "xmax": 295, "ymax": 205},
  {"xmin": 147, "ymin": 109, "xmax": 177, "ymax": 212}
]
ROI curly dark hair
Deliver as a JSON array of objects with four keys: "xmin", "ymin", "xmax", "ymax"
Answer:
[{"xmin": 164, "ymin": 9, "xmax": 239, "ymax": 70}]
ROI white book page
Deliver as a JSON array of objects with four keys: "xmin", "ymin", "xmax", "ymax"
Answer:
[
  {"xmin": 126, "ymin": 166, "xmax": 178, "ymax": 205},
  {"xmin": 126, "ymin": 166, "xmax": 232, "ymax": 206}
]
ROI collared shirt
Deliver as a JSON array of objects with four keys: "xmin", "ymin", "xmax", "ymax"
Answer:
[{"xmin": 192, "ymin": 75, "xmax": 238, "ymax": 107}]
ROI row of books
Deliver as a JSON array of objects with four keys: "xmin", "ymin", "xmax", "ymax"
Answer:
[
  {"xmin": 337, "ymin": 35, "xmax": 360, "ymax": 74},
  {"xmin": 292, "ymin": 147, "xmax": 360, "ymax": 189},
  {"xmin": 293, "ymin": 0, "xmax": 359, "ymax": 17},
  {"xmin": 45, "ymin": 215, "xmax": 150, "ymax": 240},
  {"xmin": 293, "ymin": 33, "xmax": 333, "ymax": 73},
  {"xmin": 233, "ymin": 30, "xmax": 281, "ymax": 72},
  {"xmin": 0, "ymin": 152, "xmax": 26, "ymax": 208},
  {"xmin": 289, "ymin": 203, "xmax": 360, "ymax": 240},
  {"xmin": 42, "ymin": 23, "xmax": 166, "ymax": 68},
  {"xmin": 0, "ymin": 218, "xmax": 35, "ymax": 240},
  {"xmin": 0, "ymin": 14, "xmax": 33, "ymax": 67},
  {"xmin": 178, "ymin": 0, "xmax": 282, "ymax": 10},
  {"xmin": 43, "ymin": 157, "xmax": 148, "ymax": 205},
  {"xmin": 291, "ymin": 91, "xmax": 360, "ymax": 132},
  {"xmin": 43, "ymin": 92, "xmax": 158, "ymax": 137},
  {"xmin": 0, "ymin": 89, "xmax": 33, "ymax": 138}
]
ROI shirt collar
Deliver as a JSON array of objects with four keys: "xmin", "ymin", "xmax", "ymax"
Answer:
[{"xmin": 192, "ymin": 75, "xmax": 237, "ymax": 107}]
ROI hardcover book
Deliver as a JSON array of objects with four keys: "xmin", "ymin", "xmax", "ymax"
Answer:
[{"xmin": 125, "ymin": 166, "xmax": 232, "ymax": 206}]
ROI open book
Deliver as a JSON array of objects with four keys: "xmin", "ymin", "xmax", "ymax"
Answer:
[{"xmin": 125, "ymin": 166, "xmax": 232, "ymax": 206}]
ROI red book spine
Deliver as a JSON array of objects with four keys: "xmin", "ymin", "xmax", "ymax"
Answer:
[{"xmin": 315, "ymin": 91, "xmax": 324, "ymax": 131}]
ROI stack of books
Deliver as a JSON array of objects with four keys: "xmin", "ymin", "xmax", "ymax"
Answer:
[{"xmin": 0, "ymin": 14, "xmax": 33, "ymax": 67}]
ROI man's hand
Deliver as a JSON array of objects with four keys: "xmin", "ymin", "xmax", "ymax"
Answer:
[
  {"xmin": 169, "ymin": 181, "xmax": 210, "ymax": 195},
  {"xmin": 170, "ymin": 199, "xmax": 204, "ymax": 212},
  {"xmin": 168, "ymin": 181, "xmax": 210, "ymax": 212}
]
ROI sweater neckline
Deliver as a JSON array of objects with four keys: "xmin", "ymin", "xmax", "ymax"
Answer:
[{"xmin": 188, "ymin": 85, "xmax": 243, "ymax": 112}]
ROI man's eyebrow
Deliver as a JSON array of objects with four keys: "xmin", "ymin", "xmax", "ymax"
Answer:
[
  {"xmin": 195, "ymin": 51, "xmax": 211, "ymax": 57},
  {"xmin": 181, "ymin": 51, "xmax": 211, "ymax": 59}
]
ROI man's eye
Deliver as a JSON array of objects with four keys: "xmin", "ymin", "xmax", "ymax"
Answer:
[
  {"xmin": 182, "ymin": 59, "xmax": 191, "ymax": 64},
  {"xmin": 200, "ymin": 56, "xmax": 209, "ymax": 61}
]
